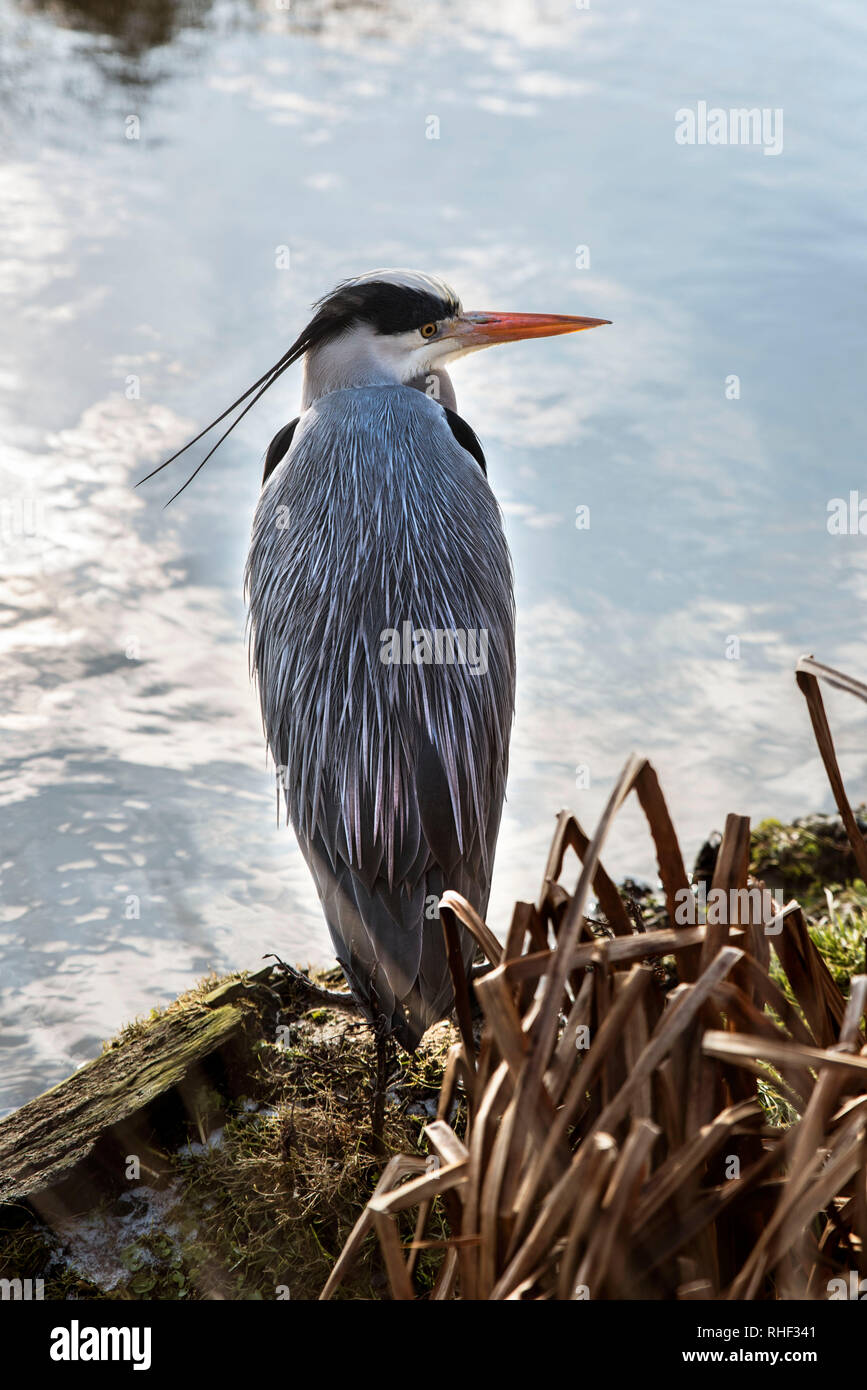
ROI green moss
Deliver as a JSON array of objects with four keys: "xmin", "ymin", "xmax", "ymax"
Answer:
[
  {"xmin": 749, "ymin": 813, "xmax": 867, "ymax": 994},
  {"xmin": 750, "ymin": 810, "xmax": 867, "ymax": 916}
]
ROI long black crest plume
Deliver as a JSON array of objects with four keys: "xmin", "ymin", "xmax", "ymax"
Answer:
[
  {"xmin": 135, "ymin": 338, "xmax": 306, "ymax": 506},
  {"xmin": 136, "ymin": 281, "xmax": 374, "ymax": 505}
]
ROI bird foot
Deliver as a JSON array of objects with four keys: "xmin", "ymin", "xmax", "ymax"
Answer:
[{"xmin": 263, "ymin": 954, "xmax": 360, "ymax": 1013}]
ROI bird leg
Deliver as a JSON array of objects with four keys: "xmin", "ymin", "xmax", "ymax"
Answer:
[
  {"xmin": 370, "ymin": 1013, "xmax": 394, "ymax": 1153},
  {"xmin": 264, "ymin": 954, "xmax": 360, "ymax": 1014}
]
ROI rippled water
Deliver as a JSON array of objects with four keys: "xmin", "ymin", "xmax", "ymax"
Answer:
[{"xmin": 1, "ymin": 0, "xmax": 866, "ymax": 1113}]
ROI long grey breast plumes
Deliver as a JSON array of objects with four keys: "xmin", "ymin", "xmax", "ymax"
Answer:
[{"xmin": 245, "ymin": 383, "xmax": 515, "ymax": 1049}]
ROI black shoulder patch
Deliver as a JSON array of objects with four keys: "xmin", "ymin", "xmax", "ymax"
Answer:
[
  {"xmin": 262, "ymin": 418, "xmax": 299, "ymax": 485},
  {"xmin": 443, "ymin": 407, "xmax": 486, "ymax": 476}
]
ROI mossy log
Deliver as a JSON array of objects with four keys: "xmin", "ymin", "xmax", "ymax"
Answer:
[
  {"xmin": 0, "ymin": 968, "xmax": 304, "ymax": 1226},
  {"xmin": 0, "ymin": 964, "xmax": 450, "ymax": 1300}
]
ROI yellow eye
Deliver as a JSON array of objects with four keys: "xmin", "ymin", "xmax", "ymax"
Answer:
[{"xmin": 419, "ymin": 322, "xmax": 437, "ymax": 338}]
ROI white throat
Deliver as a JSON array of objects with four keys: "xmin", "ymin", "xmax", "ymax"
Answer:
[
  {"xmin": 302, "ymin": 326, "xmax": 389, "ymax": 405},
  {"xmin": 301, "ymin": 321, "xmax": 453, "ymax": 409}
]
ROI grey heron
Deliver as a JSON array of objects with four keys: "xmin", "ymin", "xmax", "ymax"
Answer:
[{"xmin": 142, "ymin": 270, "xmax": 609, "ymax": 1062}]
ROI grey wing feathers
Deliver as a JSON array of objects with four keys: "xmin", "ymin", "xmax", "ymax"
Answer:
[
  {"xmin": 298, "ymin": 746, "xmax": 499, "ymax": 1051},
  {"xmin": 277, "ymin": 711, "xmax": 499, "ymax": 1048}
]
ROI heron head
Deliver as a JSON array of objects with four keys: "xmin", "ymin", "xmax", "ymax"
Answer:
[
  {"xmin": 298, "ymin": 269, "xmax": 610, "ymax": 404},
  {"xmin": 140, "ymin": 269, "xmax": 609, "ymax": 502}
]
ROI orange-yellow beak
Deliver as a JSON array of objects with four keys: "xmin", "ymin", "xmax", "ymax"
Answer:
[{"xmin": 450, "ymin": 309, "xmax": 610, "ymax": 350}]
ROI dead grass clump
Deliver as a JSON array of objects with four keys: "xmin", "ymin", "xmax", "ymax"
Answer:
[{"xmin": 325, "ymin": 657, "xmax": 867, "ymax": 1300}]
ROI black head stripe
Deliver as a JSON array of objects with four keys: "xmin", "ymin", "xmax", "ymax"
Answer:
[{"xmin": 311, "ymin": 279, "xmax": 460, "ymax": 338}]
